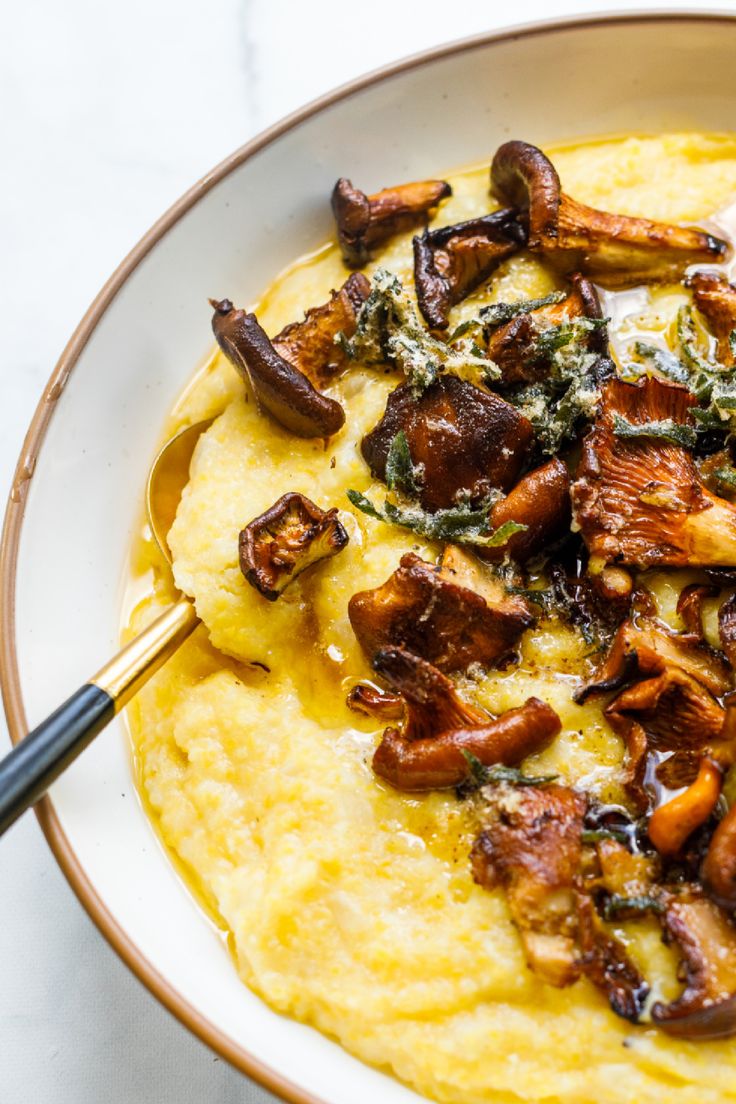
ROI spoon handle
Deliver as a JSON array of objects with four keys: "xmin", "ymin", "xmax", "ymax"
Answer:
[{"xmin": 0, "ymin": 596, "xmax": 198, "ymax": 836}]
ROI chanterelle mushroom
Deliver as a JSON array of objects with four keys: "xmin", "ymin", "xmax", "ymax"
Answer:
[
  {"xmin": 239, "ymin": 492, "xmax": 348, "ymax": 601},
  {"xmin": 371, "ymin": 647, "xmax": 560, "ymax": 791},
  {"xmin": 211, "ymin": 299, "xmax": 345, "ymax": 437},
  {"xmin": 491, "ymin": 140, "xmax": 727, "ymax": 286},
  {"xmin": 361, "ymin": 375, "xmax": 533, "ymax": 512},
  {"xmin": 485, "ymin": 274, "xmax": 608, "ymax": 388},
  {"xmin": 702, "ymin": 800, "xmax": 736, "ymax": 911},
  {"xmin": 348, "ymin": 547, "xmax": 534, "ymax": 673},
  {"xmin": 332, "ymin": 177, "xmax": 451, "ymax": 267},
  {"xmin": 471, "ymin": 782, "xmax": 587, "ymax": 986},
  {"xmin": 604, "ymin": 666, "xmax": 732, "ymax": 819},
  {"xmin": 688, "ymin": 270, "xmax": 736, "ymax": 368},
  {"xmin": 652, "ymin": 888, "xmax": 736, "ymax": 1039},
  {"xmin": 272, "ymin": 273, "xmax": 370, "ymax": 388},
  {"xmin": 577, "ymin": 611, "xmax": 731, "ymax": 702},
  {"xmin": 572, "ymin": 376, "xmax": 736, "ymax": 568},
  {"xmin": 413, "ymin": 208, "xmax": 526, "ymax": 329},
  {"xmin": 478, "ymin": 458, "xmax": 571, "ymax": 564}
]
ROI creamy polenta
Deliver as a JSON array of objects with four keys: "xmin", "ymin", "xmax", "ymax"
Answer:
[{"xmin": 126, "ymin": 134, "xmax": 736, "ymax": 1103}]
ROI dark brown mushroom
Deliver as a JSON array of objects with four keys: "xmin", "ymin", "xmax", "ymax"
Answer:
[
  {"xmin": 239, "ymin": 492, "xmax": 348, "ymax": 601},
  {"xmin": 348, "ymin": 548, "xmax": 534, "ymax": 674},
  {"xmin": 572, "ymin": 376, "xmax": 736, "ymax": 569},
  {"xmin": 332, "ymin": 177, "xmax": 452, "ymax": 267},
  {"xmin": 548, "ymin": 557, "xmax": 633, "ymax": 647},
  {"xmin": 719, "ymin": 592, "xmax": 736, "ymax": 668},
  {"xmin": 577, "ymin": 613, "xmax": 731, "ymax": 703},
  {"xmin": 413, "ymin": 208, "xmax": 526, "ymax": 329},
  {"xmin": 271, "ymin": 273, "xmax": 370, "ymax": 388},
  {"xmin": 605, "ymin": 668, "xmax": 728, "ymax": 814},
  {"xmin": 702, "ymin": 802, "xmax": 736, "ymax": 911},
  {"xmin": 485, "ymin": 274, "xmax": 608, "ymax": 387},
  {"xmin": 688, "ymin": 270, "xmax": 736, "ymax": 368},
  {"xmin": 677, "ymin": 583, "xmax": 720, "ymax": 642},
  {"xmin": 361, "ymin": 375, "xmax": 534, "ymax": 512},
  {"xmin": 575, "ymin": 892, "xmax": 650, "ymax": 1022},
  {"xmin": 471, "ymin": 782, "xmax": 586, "ymax": 986},
  {"xmin": 491, "ymin": 141, "xmax": 727, "ymax": 286},
  {"xmin": 477, "ymin": 458, "xmax": 571, "ymax": 564},
  {"xmin": 371, "ymin": 647, "xmax": 560, "ymax": 791},
  {"xmin": 211, "ymin": 299, "xmax": 345, "ymax": 437},
  {"xmin": 346, "ymin": 682, "xmax": 404, "ymax": 721},
  {"xmin": 652, "ymin": 888, "xmax": 736, "ymax": 1039}
]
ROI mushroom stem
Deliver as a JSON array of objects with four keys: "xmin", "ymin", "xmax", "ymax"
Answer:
[
  {"xmin": 210, "ymin": 300, "xmax": 345, "ymax": 438},
  {"xmin": 702, "ymin": 802, "xmax": 736, "ymax": 910},
  {"xmin": 648, "ymin": 758, "xmax": 722, "ymax": 857}
]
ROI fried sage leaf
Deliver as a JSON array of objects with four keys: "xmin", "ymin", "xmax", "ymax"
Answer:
[{"xmin": 346, "ymin": 488, "xmax": 526, "ymax": 548}]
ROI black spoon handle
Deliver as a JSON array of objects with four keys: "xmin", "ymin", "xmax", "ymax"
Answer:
[
  {"xmin": 0, "ymin": 685, "xmax": 114, "ymax": 834},
  {"xmin": 0, "ymin": 596, "xmax": 199, "ymax": 836}
]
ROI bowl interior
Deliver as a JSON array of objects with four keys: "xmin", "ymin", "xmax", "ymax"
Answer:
[{"xmin": 8, "ymin": 14, "xmax": 736, "ymax": 1104}]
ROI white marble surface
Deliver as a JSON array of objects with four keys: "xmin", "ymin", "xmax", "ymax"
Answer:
[{"xmin": 1, "ymin": 1, "xmax": 732, "ymax": 1101}]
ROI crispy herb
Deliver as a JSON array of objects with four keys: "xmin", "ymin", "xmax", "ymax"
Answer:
[
  {"xmin": 508, "ymin": 585, "xmax": 556, "ymax": 613},
  {"xmin": 581, "ymin": 828, "xmax": 629, "ymax": 845},
  {"xmin": 341, "ymin": 269, "xmax": 493, "ymax": 393},
  {"xmin": 630, "ymin": 342, "xmax": 690, "ymax": 385},
  {"xmin": 346, "ymin": 488, "xmax": 526, "ymax": 548},
  {"xmin": 446, "ymin": 319, "xmax": 479, "ymax": 342},
  {"xmin": 461, "ymin": 751, "xmax": 558, "ymax": 790},
  {"xmin": 713, "ymin": 464, "xmax": 736, "ymax": 488},
  {"xmin": 603, "ymin": 894, "xmax": 664, "ymax": 920},
  {"xmin": 677, "ymin": 304, "xmax": 714, "ymax": 376},
  {"xmin": 611, "ymin": 412, "xmax": 697, "ymax": 449},
  {"xmin": 385, "ymin": 431, "xmax": 423, "ymax": 495},
  {"xmin": 499, "ymin": 316, "xmax": 612, "ymax": 455},
  {"xmin": 480, "ymin": 290, "xmax": 567, "ymax": 329}
]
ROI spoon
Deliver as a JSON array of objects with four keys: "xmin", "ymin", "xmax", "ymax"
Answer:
[{"xmin": 0, "ymin": 417, "xmax": 214, "ymax": 835}]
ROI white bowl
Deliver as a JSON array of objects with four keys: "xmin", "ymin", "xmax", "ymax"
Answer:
[{"xmin": 5, "ymin": 12, "xmax": 736, "ymax": 1103}]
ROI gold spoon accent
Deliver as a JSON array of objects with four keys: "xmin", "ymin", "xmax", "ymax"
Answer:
[{"xmin": 0, "ymin": 418, "xmax": 214, "ymax": 835}]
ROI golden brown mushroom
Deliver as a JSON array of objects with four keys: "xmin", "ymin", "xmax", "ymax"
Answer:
[
  {"xmin": 677, "ymin": 583, "xmax": 720, "ymax": 642},
  {"xmin": 332, "ymin": 177, "xmax": 452, "ymax": 267},
  {"xmin": 361, "ymin": 375, "xmax": 533, "ymax": 512},
  {"xmin": 572, "ymin": 376, "xmax": 736, "ymax": 569},
  {"xmin": 211, "ymin": 299, "xmax": 345, "ymax": 437},
  {"xmin": 688, "ymin": 270, "xmax": 736, "ymax": 368},
  {"xmin": 346, "ymin": 682, "xmax": 404, "ymax": 721},
  {"xmin": 647, "ymin": 758, "xmax": 723, "ymax": 857},
  {"xmin": 471, "ymin": 782, "xmax": 586, "ymax": 986},
  {"xmin": 348, "ymin": 548, "xmax": 534, "ymax": 673},
  {"xmin": 575, "ymin": 892, "xmax": 650, "ymax": 1022},
  {"xmin": 371, "ymin": 647, "xmax": 560, "ymax": 791},
  {"xmin": 239, "ymin": 492, "xmax": 348, "ymax": 601},
  {"xmin": 605, "ymin": 668, "xmax": 729, "ymax": 814},
  {"xmin": 702, "ymin": 802, "xmax": 736, "ymax": 911},
  {"xmin": 485, "ymin": 274, "xmax": 608, "ymax": 387},
  {"xmin": 576, "ymin": 613, "xmax": 731, "ymax": 703},
  {"xmin": 491, "ymin": 140, "xmax": 727, "ymax": 286},
  {"xmin": 413, "ymin": 208, "xmax": 526, "ymax": 329},
  {"xmin": 271, "ymin": 273, "xmax": 370, "ymax": 388},
  {"xmin": 477, "ymin": 458, "xmax": 571, "ymax": 564},
  {"xmin": 652, "ymin": 889, "xmax": 736, "ymax": 1039}
]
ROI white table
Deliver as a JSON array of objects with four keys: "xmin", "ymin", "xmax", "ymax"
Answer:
[{"xmin": 0, "ymin": 0, "xmax": 713, "ymax": 1099}]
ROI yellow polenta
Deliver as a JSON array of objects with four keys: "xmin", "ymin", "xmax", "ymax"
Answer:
[{"xmin": 127, "ymin": 134, "xmax": 736, "ymax": 1104}]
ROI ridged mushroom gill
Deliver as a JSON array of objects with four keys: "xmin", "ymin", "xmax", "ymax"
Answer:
[
  {"xmin": 572, "ymin": 376, "xmax": 736, "ymax": 568},
  {"xmin": 348, "ymin": 547, "xmax": 533, "ymax": 673},
  {"xmin": 490, "ymin": 140, "xmax": 727, "ymax": 286}
]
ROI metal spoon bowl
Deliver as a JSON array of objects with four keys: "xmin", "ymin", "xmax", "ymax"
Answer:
[{"xmin": 0, "ymin": 417, "xmax": 215, "ymax": 835}]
